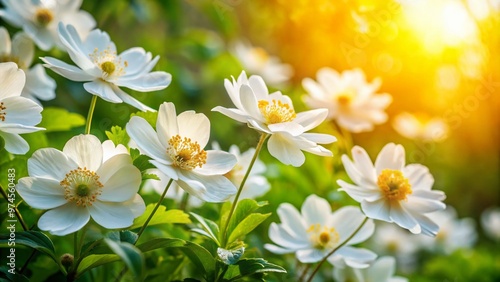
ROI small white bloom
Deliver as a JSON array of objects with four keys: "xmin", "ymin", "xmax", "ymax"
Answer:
[
  {"xmin": 0, "ymin": 0, "xmax": 96, "ymax": 51},
  {"xmin": 127, "ymin": 102, "xmax": 238, "ymax": 202},
  {"xmin": 0, "ymin": 27, "xmax": 56, "ymax": 103},
  {"xmin": 481, "ymin": 206, "xmax": 500, "ymax": 241},
  {"xmin": 392, "ymin": 112, "xmax": 449, "ymax": 142},
  {"xmin": 302, "ymin": 68, "xmax": 392, "ymax": 133},
  {"xmin": 0, "ymin": 62, "xmax": 44, "ymax": 154},
  {"xmin": 16, "ymin": 135, "xmax": 145, "ymax": 236},
  {"xmin": 231, "ymin": 41, "xmax": 293, "ymax": 86},
  {"xmin": 333, "ymin": 256, "xmax": 408, "ymax": 282},
  {"xmin": 338, "ymin": 143, "xmax": 446, "ymax": 236},
  {"xmin": 265, "ymin": 194, "xmax": 376, "ymax": 268},
  {"xmin": 213, "ymin": 71, "xmax": 336, "ymax": 167},
  {"xmin": 41, "ymin": 23, "xmax": 172, "ymax": 111}
]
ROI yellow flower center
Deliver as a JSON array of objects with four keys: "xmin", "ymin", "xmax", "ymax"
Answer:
[
  {"xmin": 60, "ymin": 167, "xmax": 103, "ymax": 207},
  {"xmin": 0, "ymin": 55, "xmax": 26, "ymax": 69},
  {"xmin": 89, "ymin": 47, "xmax": 127, "ymax": 79},
  {"xmin": 0, "ymin": 102, "xmax": 6, "ymax": 122},
  {"xmin": 336, "ymin": 89, "xmax": 355, "ymax": 106},
  {"xmin": 167, "ymin": 135, "xmax": 207, "ymax": 170},
  {"xmin": 35, "ymin": 8, "xmax": 54, "ymax": 26},
  {"xmin": 307, "ymin": 223, "xmax": 340, "ymax": 249},
  {"xmin": 258, "ymin": 99, "xmax": 296, "ymax": 124},
  {"xmin": 377, "ymin": 169, "xmax": 412, "ymax": 201}
]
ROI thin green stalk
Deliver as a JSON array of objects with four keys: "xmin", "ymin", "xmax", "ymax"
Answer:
[
  {"xmin": 298, "ymin": 263, "xmax": 311, "ymax": 282},
  {"xmin": 0, "ymin": 185, "xmax": 28, "ymax": 231},
  {"xmin": 221, "ymin": 133, "xmax": 268, "ymax": 247},
  {"xmin": 306, "ymin": 217, "xmax": 369, "ymax": 282},
  {"xmin": 85, "ymin": 95, "xmax": 98, "ymax": 134}
]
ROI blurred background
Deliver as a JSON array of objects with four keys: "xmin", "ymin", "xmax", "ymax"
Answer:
[{"xmin": 1, "ymin": 0, "xmax": 499, "ymax": 280}]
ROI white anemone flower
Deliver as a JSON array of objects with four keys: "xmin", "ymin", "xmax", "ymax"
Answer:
[
  {"xmin": 126, "ymin": 102, "xmax": 238, "ymax": 202},
  {"xmin": 419, "ymin": 206, "xmax": 477, "ymax": 254},
  {"xmin": 302, "ymin": 68, "xmax": 392, "ymax": 133},
  {"xmin": 265, "ymin": 194, "xmax": 376, "ymax": 268},
  {"xmin": 0, "ymin": 62, "xmax": 44, "ymax": 154},
  {"xmin": 481, "ymin": 206, "xmax": 500, "ymax": 241},
  {"xmin": 231, "ymin": 41, "xmax": 293, "ymax": 86},
  {"xmin": 392, "ymin": 112, "xmax": 449, "ymax": 142},
  {"xmin": 0, "ymin": 0, "xmax": 95, "ymax": 51},
  {"xmin": 333, "ymin": 256, "xmax": 408, "ymax": 282},
  {"xmin": 213, "ymin": 71, "xmax": 336, "ymax": 167},
  {"xmin": 16, "ymin": 134, "xmax": 146, "ymax": 236},
  {"xmin": 41, "ymin": 23, "xmax": 172, "ymax": 111},
  {"xmin": 0, "ymin": 27, "xmax": 56, "ymax": 103},
  {"xmin": 338, "ymin": 143, "xmax": 446, "ymax": 236}
]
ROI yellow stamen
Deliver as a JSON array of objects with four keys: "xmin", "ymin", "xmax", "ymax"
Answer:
[
  {"xmin": 258, "ymin": 99, "xmax": 296, "ymax": 124},
  {"xmin": 89, "ymin": 47, "xmax": 126, "ymax": 78},
  {"xmin": 0, "ymin": 102, "xmax": 6, "ymax": 122},
  {"xmin": 100, "ymin": 61, "xmax": 116, "ymax": 75},
  {"xmin": 307, "ymin": 223, "xmax": 340, "ymax": 249},
  {"xmin": 377, "ymin": 169, "xmax": 412, "ymax": 201},
  {"xmin": 35, "ymin": 8, "xmax": 54, "ymax": 26},
  {"xmin": 167, "ymin": 135, "xmax": 207, "ymax": 170},
  {"xmin": 60, "ymin": 167, "xmax": 103, "ymax": 207}
]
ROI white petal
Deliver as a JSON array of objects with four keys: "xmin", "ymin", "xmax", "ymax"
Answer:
[
  {"xmin": 0, "ymin": 132, "xmax": 29, "ymax": 154},
  {"xmin": 28, "ymin": 148, "xmax": 78, "ymax": 180},
  {"xmin": 98, "ymin": 164, "xmax": 141, "ymax": 202},
  {"xmin": 239, "ymin": 84, "xmax": 263, "ymax": 121},
  {"xmin": 38, "ymin": 203, "xmax": 90, "ymax": 236},
  {"xmin": 195, "ymin": 150, "xmax": 236, "ymax": 175},
  {"xmin": 338, "ymin": 182, "xmax": 380, "ymax": 204},
  {"xmin": 126, "ymin": 116, "xmax": 169, "ymax": 163},
  {"xmin": 405, "ymin": 194, "xmax": 446, "ymax": 214},
  {"xmin": 23, "ymin": 23, "xmax": 54, "ymax": 51},
  {"xmin": 41, "ymin": 56, "xmax": 95, "ymax": 81},
  {"xmin": 277, "ymin": 203, "xmax": 308, "ymax": 238},
  {"xmin": 150, "ymin": 160, "xmax": 178, "ymax": 180},
  {"xmin": 294, "ymin": 109, "xmax": 328, "ymax": 132},
  {"xmin": 0, "ymin": 123, "xmax": 42, "ymax": 134},
  {"xmin": 63, "ymin": 134, "xmax": 103, "ymax": 171},
  {"xmin": 16, "ymin": 177, "xmax": 67, "ymax": 209},
  {"xmin": 23, "ymin": 64, "xmax": 57, "ymax": 101},
  {"xmin": 348, "ymin": 218, "xmax": 375, "ymax": 245},
  {"xmin": 264, "ymin": 243, "xmax": 294, "ymax": 255},
  {"xmin": 301, "ymin": 194, "xmax": 332, "ymax": 226},
  {"xmin": 296, "ymin": 248, "xmax": 326, "ymax": 263},
  {"xmin": 0, "ymin": 62, "xmax": 25, "ymax": 98},
  {"xmin": 2, "ymin": 96, "xmax": 42, "ymax": 126},
  {"xmin": 115, "ymin": 71, "xmax": 171, "ymax": 92},
  {"xmin": 248, "ymin": 75, "xmax": 269, "ymax": 100},
  {"xmin": 111, "ymin": 85, "xmax": 154, "ymax": 112},
  {"xmin": 301, "ymin": 133, "xmax": 337, "ymax": 144},
  {"xmin": 57, "ymin": 23, "xmax": 99, "ymax": 73},
  {"xmin": 89, "ymin": 200, "xmax": 137, "ymax": 229},
  {"xmin": 351, "ymin": 146, "xmax": 377, "ymax": 182},
  {"xmin": 125, "ymin": 194, "xmax": 146, "ymax": 217},
  {"xmin": 268, "ymin": 222, "xmax": 310, "ymax": 250},
  {"xmin": 0, "ymin": 27, "xmax": 11, "ymax": 55},
  {"xmin": 330, "ymin": 206, "xmax": 370, "ymax": 243},
  {"xmin": 156, "ymin": 102, "xmax": 179, "ymax": 148},
  {"xmin": 268, "ymin": 122, "xmax": 305, "ymax": 136},
  {"xmin": 331, "ymin": 246, "xmax": 377, "ymax": 268},
  {"xmin": 360, "ymin": 197, "xmax": 391, "ymax": 222},
  {"xmin": 83, "ymin": 80, "xmax": 122, "ymax": 103},
  {"xmin": 367, "ymin": 256, "xmax": 396, "ymax": 281},
  {"xmin": 403, "ymin": 164, "xmax": 434, "ymax": 191},
  {"xmin": 177, "ymin": 171, "xmax": 237, "ymax": 202},
  {"xmin": 11, "ymin": 32, "xmax": 34, "ymax": 68},
  {"xmin": 211, "ymin": 106, "xmax": 249, "ymax": 123},
  {"xmin": 412, "ymin": 213, "xmax": 440, "ymax": 237},
  {"xmin": 101, "ymin": 140, "xmax": 129, "ymax": 162},
  {"xmin": 390, "ymin": 204, "xmax": 421, "ymax": 234},
  {"xmin": 375, "ymin": 143, "xmax": 406, "ymax": 174},
  {"xmin": 177, "ymin": 110, "xmax": 210, "ymax": 148},
  {"xmin": 267, "ymin": 133, "xmax": 305, "ymax": 167}
]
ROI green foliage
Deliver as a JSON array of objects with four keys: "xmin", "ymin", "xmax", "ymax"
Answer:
[
  {"xmin": 190, "ymin": 212, "xmax": 221, "ymax": 246},
  {"xmin": 130, "ymin": 111, "xmax": 158, "ymax": 128},
  {"xmin": 38, "ymin": 107, "xmax": 85, "ymax": 132},
  {"xmin": 130, "ymin": 204, "xmax": 191, "ymax": 230},
  {"xmin": 104, "ymin": 238, "xmax": 145, "ymax": 280},
  {"xmin": 105, "ymin": 125, "xmax": 130, "ymax": 147},
  {"xmin": 130, "ymin": 148, "xmax": 156, "ymax": 171},
  {"xmin": 76, "ymin": 254, "xmax": 119, "ymax": 275},
  {"xmin": 222, "ymin": 258, "xmax": 287, "ymax": 281},
  {"xmin": 0, "ymin": 231, "xmax": 59, "ymax": 266}
]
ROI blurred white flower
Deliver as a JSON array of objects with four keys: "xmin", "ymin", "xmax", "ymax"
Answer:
[
  {"xmin": 41, "ymin": 23, "xmax": 171, "ymax": 111},
  {"xmin": 481, "ymin": 206, "xmax": 500, "ymax": 241},
  {"xmin": 127, "ymin": 102, "xmax": 238, "ymax": 202},
  {"xmin": 265, "ymin": 194, "xmax": 376, "ymax": 268},
  {"xmin": 302, "ymin": 68, "xmax": 392, "ymax": 133},
  {"xmin": 0, "ymin": 0, "xmax": 95, "ymax": 51},
  {"xmin": 213, "ymin": 71, "xmax": 336, "ymax": 167},
  {"xmin": 0, "ymin": 62, "xmax": 44, "ymax": 154},
  {"xmin": 231, "ymin": 41, "xmax": 293, "ymax": 86},
  {"xmin": 419, "ymin": 206, "xmax": 477, "ymax": 253},
  {"xmin": 338, "ymin": 143, "xmax": 446, "ymax": 236},
  {"xmin": 392, "ymin": 112, "xmax": 449, "ymax": 142},
  {"xmin": 0, "ymin": 27, "xmax": 56, "ymax": 103},
  {"xmin": 333, "ymin": 256, "xmax": 408, "ymax": 282},
  {"xmin": 16, "ymin": 134, "xmax": 145, "ymax": 236}
]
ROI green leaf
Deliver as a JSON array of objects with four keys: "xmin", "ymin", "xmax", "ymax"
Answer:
[
  {"xmin": 130, "ymin": 149, "xmax": 155, "ymax": 171},
  {"xmin": 130, "ymin": 204, "xmax": 191, "ymax": 229},
  {"xmin": 38, "ymin": 107, "xmax": 85, "ymax": 132},
  {"xmin": 104, "ymin": 239, "xmax": 144, "ymax": 279},
  {"xmin": 105, "ymin": 125, "xmax": 130, "ymax": 147},
  {"xmin": 142, "ymin": 172, "xmax": 160, "ymax": 181},
  {"xmin": 217, "ymin": 245, "xmax": 245, "ymax": 265},
  {"xmin": 224, "ymin": 258, "xmax": 287, "ymax": 281},
  {"xmin": 0, "ymin": 266, "xmax": 30, "ymax": 282},
  {"xmin": 131, "ymin": 111, "xmax": 158, "ymax": 128},
  {"xmin": 76, "ymin": 254, "xmax": 119, "ymax": 274},
  {"xmin": 0, "ymin": 231, "xmax": 58, "ymax": 264},
  {"xmin": 221, "ymin": 199, "xmax": 269, "ymax": 245},
  {"xmin": 190, "ymin": 212, "xmax": 220, "ymax": 245},
  {"xmin": 227, "ymin": 213, "xmax": 271, "ymax": 244},
  {"xmin": 106, "ymin": 230, "xmax": 138, "ymax": 244}
]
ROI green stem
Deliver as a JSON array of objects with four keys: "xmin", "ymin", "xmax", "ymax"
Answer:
[
  {"xmin": 0, "ymin": 184, "xmax": 29, "ymax": 231},
  {"xmin": 298, "ymin": 263, "xmax": 311, "ymax": 282},
  {"xmin": 221, "ymin": 133, "xmax": 268, "ymax": 247},
  {"xmin": 85, "ymin": 95, "xmax": 98, "ymax": 135},
  {"xmin": 306, "ymin": 217, "xmax": 368, "ymax": 282}
]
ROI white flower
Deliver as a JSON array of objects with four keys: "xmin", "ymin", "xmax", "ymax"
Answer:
[
  {"xmin": 231, "ymin": 41, "xmax": 293, "ymax": 86},
  {"xmin": 0, "ymin": 27, "xmax": 56, "ymax": 103},
  {"xmin": 265, "ymin": 194, "xmax": 376, "ymax": 268},
  {"xmin": 302, "ymin": 68, "xmax": 392, "ymax": 133},
  {"xmin": 0, "ymin": 0, "xmax": 95, "ymax": 51},
  {"xmin": 333, "ymin": 256, "xmax": 408, "ymax": 282},
  {"xmin": 392, "ymin": 112, "xmax": 449, "ymax": 142},
  {"xmin": 126, "ymin": 102, "xmax": 238, "ymax": 202},
  {"xmin": 419, "ymin": 206, "xmax": 477, "ymax": 254},
  {"xmin": 338, "ymin": 143, "xmax": 446, "ymax": 236},
  {"xmin": 481, "ymin": 206, "xmax": 500, "ymax": 241},
  {"xmin": 16, "ymin": 134, "xmax": 145, "ymax": 236},
  {"xmin": 41, "ymin": 23, "xmax": 172, "ymax": 111},
  {"xmin": 0, "ymin": 62, "xmax": 44, "ymax": 154},
  {"xmin": 213, "ymin": 71, "xmax": 336, "ymax": 167}
]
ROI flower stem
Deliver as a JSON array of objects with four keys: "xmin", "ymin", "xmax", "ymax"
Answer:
[
  {"xmin": 221, "ymin": 133, "xmax": 268, "ymax": 247},
  {"xmin": 306, "ymin": 217, "xmax": 368, "ymax": 282},
  {"xmin": 85, "ymin": 95, "xmax": 98, "ymax": 135},
  {"xmin": 0, "ymin": 185, "xmax": 29, "ymax": 231}
]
